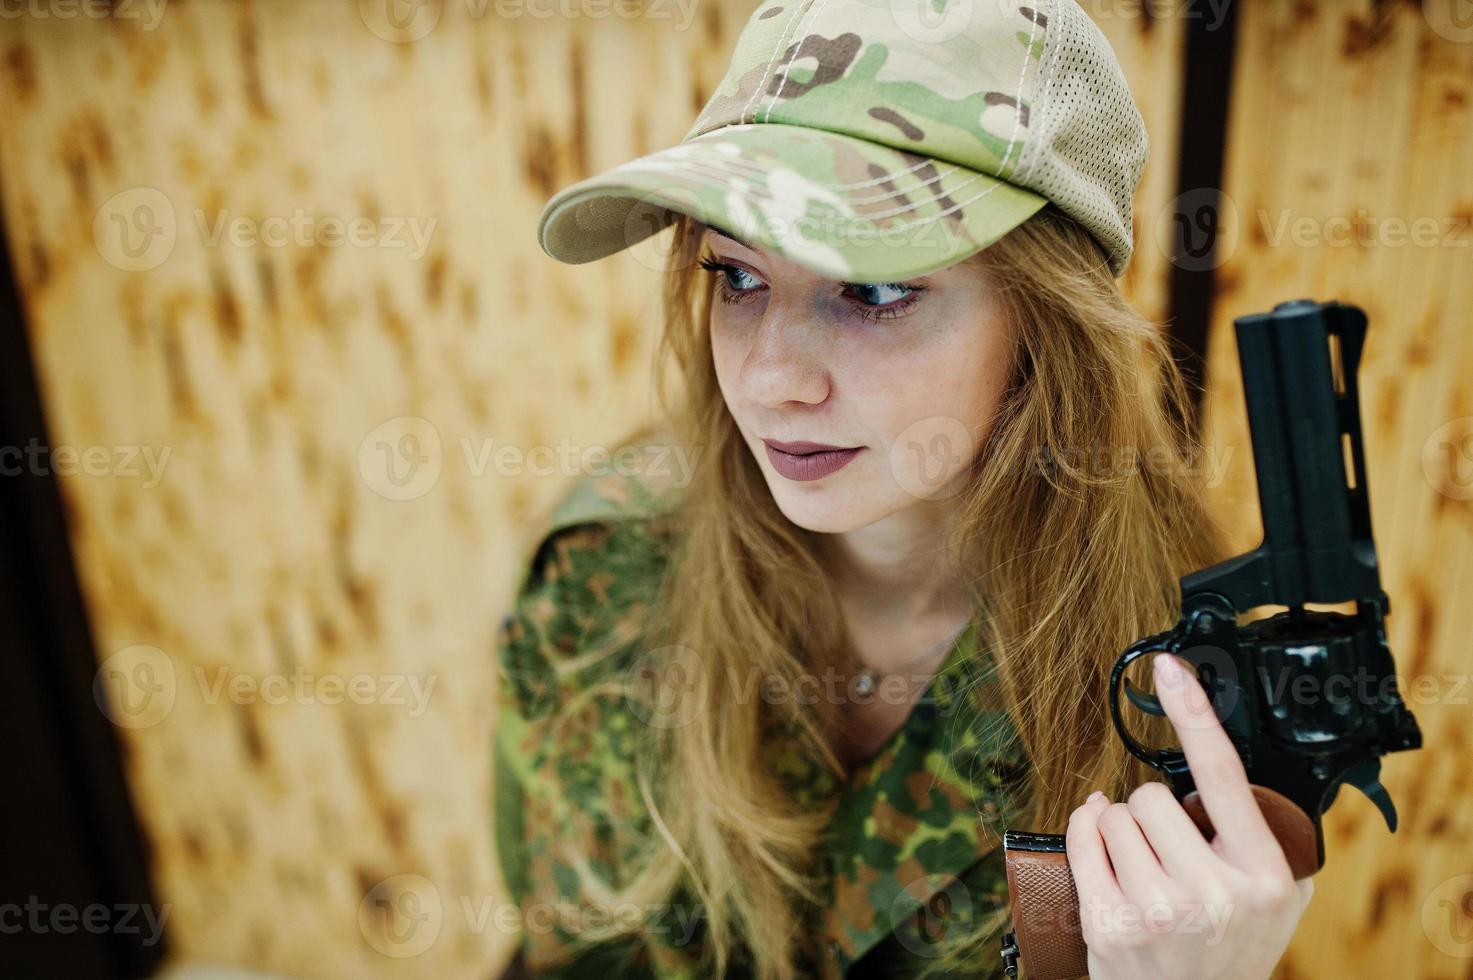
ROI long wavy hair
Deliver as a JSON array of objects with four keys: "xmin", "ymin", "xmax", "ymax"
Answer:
[{"xmin": 543, "ymin": 204, "xmax": 1232, "ymax": 979}]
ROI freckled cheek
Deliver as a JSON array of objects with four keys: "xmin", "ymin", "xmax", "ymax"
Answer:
[
  {"xmin": 708, "ymin": 319, "xmax": 751, "ymax": 418},
  {"xmin": 877, "ymin": 342, "xmax": 996, "ymax": 432},
  {"xmin": 708, "ymin": 317, "xmax": 743, "ymax": 379}
]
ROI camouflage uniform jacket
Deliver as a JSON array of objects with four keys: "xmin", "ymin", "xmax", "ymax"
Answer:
[{"xmin": 493, "ymin": 466, "xmax": 1032, "ymax": 979}]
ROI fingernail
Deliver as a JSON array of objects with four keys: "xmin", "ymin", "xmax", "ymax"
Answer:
[
  {"xmin": 1154, "ymin": 653, "xmax": 1183, "ymax": 687},
  {"xmin": 1086, "ymin": 790, "xmax": 1105, "ymax": 803}
]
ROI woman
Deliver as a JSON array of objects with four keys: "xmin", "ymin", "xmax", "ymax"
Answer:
[{"xmin": 495, "ymin": 2, "xmax": 1312, "ymax": 977}]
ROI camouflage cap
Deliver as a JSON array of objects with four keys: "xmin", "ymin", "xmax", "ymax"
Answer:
[{"xmin": 537, "ymin": 0, "xmax": 1148, "ymax": 282}]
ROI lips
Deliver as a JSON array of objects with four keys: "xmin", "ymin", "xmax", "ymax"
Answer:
[
  {"xmin": 762, "ymin": 439, "xmax": 864, "ymax": 482},
  {"xmin": 763, "ymin": 439, "xmax": 859, "ymax": 455}
]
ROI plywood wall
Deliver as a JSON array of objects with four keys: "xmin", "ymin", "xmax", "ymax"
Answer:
[
  {"xmin": 0, "ymin": 1, "xmax": 744, "ymax": 975},
  {"xmin": 1094, "ymin": 0, "xmax": 1188, "ymax": 327},
  {"xmin": 8, "ymin": 2, "xmax": 1465, "ymax": 979},
  {"xmin": 1198, "ymin": 2, "xmax": 1473, "ymax": 977}
]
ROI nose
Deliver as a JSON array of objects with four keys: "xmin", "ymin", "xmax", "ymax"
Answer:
[{"xmin": 738, "ymin": 307, "xmax": 831, "ymax": 408}]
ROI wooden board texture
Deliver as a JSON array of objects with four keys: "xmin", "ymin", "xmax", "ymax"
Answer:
[{"xmin": 3, "ymin": 1, "xmax": 1467, "ymax": 978}]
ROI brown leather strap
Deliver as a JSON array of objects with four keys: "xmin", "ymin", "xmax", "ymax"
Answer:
[
  {"xmin": 1003, "ymin": 844, "xmax": 1089, "ymax": 979},
  {"xmin": 1004, "ymin": 783, "xmax": 1321, "ymax": 979}
]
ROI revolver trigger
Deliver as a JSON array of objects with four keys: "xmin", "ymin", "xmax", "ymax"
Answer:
[
  {"xmin": 1340, "ymin": 758, "xmax": 1399, "ymax": 832},
  {"xmin": 1123, "ymin": 677, "xmax": 1166, "ymax": 717}
]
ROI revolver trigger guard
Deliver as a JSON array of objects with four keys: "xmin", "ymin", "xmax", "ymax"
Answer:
[
  {"xmin": 1109, "ymin": 632, "xmax": 1178, "ymax": 772},
  {"xmin": 1123, "ymin": 676, "xmax": 1165, "ymax": 716}
]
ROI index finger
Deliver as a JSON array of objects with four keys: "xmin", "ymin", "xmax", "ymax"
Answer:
[{"xmin": 1153, "ymin": 652, "xmax": 1285, "ymax": 873}]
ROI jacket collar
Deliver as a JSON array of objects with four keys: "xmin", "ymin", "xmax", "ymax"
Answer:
[{"xmin": 815, "ymin": 616, "xmax": 1031, "ymax": 970}]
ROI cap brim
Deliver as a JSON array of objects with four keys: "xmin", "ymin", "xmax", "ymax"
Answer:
[{"xmin": 537, "ymin": 122, "xmax": 1048, "ymax": 283}]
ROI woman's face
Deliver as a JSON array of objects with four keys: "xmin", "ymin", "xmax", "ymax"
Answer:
[{"xmin": 702, "ymin": 225, "xmax": 1017, "ymax": 535}]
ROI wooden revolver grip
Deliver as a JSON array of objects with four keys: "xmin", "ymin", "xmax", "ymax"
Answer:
[{"xmin": 1002, "ymin": 784, "xmax": 1319, "ymax": 979}]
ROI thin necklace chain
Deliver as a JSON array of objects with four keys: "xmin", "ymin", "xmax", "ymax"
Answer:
[{"xmin": 850, "ymin": 618, "xmax": 971, "ymax": 693}]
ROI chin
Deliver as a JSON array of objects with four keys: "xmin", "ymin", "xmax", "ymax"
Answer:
[
  {"xmin": 765, "ymin": 486, "xmax": 873, "ymax": 535},
  {"xmin": 776, "ymin": 510, "xmax": 859, "ymax": 535}
]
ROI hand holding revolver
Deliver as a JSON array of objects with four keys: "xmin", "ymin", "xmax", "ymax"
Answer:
[
  {"xmin": 1065, "ymin": 651, "xmax": 1314, "ymax": 980},
  {"xmin": 998, "ymin": 300, "xmax": 1423, "ymax": 978}
]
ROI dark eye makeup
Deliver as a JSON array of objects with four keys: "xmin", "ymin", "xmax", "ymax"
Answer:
[{"xmin": 696, "ymin": 253, "xmax": 928, "ymax": 323}]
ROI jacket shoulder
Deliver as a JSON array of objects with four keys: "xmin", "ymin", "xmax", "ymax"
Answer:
[
  {"xmin": 496, "ymin": 429, "xmax": 688, "ymax": 716},
  {"xmin": 541, "ymin": 427, "xmax": 690, "ymax": 538}
]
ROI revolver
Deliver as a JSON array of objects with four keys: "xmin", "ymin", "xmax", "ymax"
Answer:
[{"xmin": 998, "ymin": 299, "xmax": 1424, "ymax": 979}]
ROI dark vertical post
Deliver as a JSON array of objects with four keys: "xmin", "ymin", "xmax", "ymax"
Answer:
[
  {"xmin": 0, "ymin": 193, "xmax": 168, "ymax": 975},
  {"xmin": 1165, "ymin": 0, "xmax": 1240, "ymax": 436}
]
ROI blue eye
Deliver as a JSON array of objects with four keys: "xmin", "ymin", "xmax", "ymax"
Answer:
[
  {"xmin": 697, "ymin": 254, "xmax": 927, "ymax": 322},
  {"xmin": 845, "ymin": 282, "xmax": 912, "ymax": 307},
  {"xmin": 841, "ymin": 280, "xmax": 927, "ymax": 322},
  {"xmin": 848, "ymin": 281, "xmax": 901, "ymax": 303},
  {"xmin": 698, "ymin": 256, "xmax": 762, "ymax": 302}
]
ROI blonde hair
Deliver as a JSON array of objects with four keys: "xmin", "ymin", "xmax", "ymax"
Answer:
[{"xmin": 547, "ymin": 204, "xmax": 1230, "ymax": 978}]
